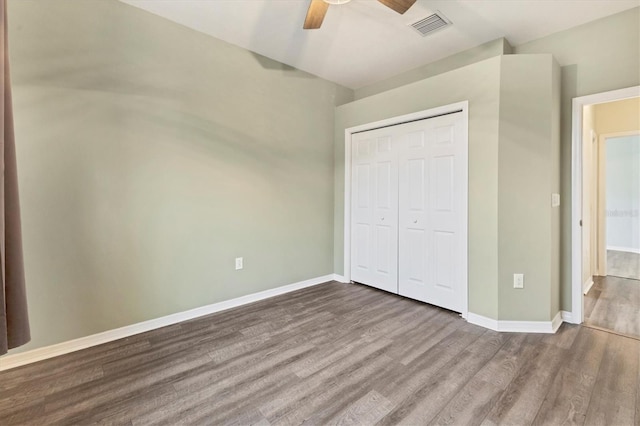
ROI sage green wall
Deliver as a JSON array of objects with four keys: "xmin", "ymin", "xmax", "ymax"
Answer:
[
  {"xmin": 515, "ymin": 7, "xmax": 640, "ymax": 312},
  {"xmin": 334, "ymin": 57, "xmax": 502, "ymax": 319},
  {"xmin": 7, "ymin": 1, "xmax": 635, "ymax": 354},
  {"xmin": 8, "ymin": 0, "xmax": 352, "ymax": 352},
  {"xmin": 551, "ymin": 60, "xmax": 562, "ymax": 317},
  {"xmin": 353, "ymin": 38, "xmax": 512, "ymax": 101},
  {"xmin": 336, "ymin": 55, "xmax": 561, "ymax": 321},
  {"xmin": 497, "ymin": 55, "xmax": 560, "ymax": 321}
]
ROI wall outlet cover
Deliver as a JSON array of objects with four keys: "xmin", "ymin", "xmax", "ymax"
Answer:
[{"xmin": 513, "ymin": 273, "xmax": 524, "ymax": 289}]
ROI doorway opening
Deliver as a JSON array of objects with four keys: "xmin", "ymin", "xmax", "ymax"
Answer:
[
  {"xmin": 602, "ymin": 132, "xmax": 640, "ymax": 281},
  {"xmin": 572, "ymin": 86, "xmax": 640, "ymax": 339}
]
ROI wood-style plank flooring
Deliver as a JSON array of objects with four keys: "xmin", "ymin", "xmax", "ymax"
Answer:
[
  {"xmin": 608, "ymin": 250, "xmax": 640, "ymax": 281},
  {"xmin": 585, "ymin": 274, "xmax": 640, "ymax": 340},
  {"xmin": 1, "ymin": 281, "xmax": 640, "ymax": 425}
]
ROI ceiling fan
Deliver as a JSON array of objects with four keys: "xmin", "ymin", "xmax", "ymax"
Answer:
[{"xmin": 303, "ymin": 0, "xmax": 417, "ymax": 29}]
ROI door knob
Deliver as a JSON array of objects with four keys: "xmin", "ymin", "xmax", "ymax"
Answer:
[
  {"xmin": 413, "ymin": 219, "xmax": 418, "ymax": 224},
  {"xmin": 381, "ymin": 217, "xmax": 385, "ymax": 221}
]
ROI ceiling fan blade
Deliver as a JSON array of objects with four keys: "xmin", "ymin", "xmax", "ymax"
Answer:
[
  {"xmin": 377, "ymin": 0, "xmax": 417, "ymax": 14},
  {"xmin": 304, "ymin": 0, "xmax": 330, "ymax": 29}
]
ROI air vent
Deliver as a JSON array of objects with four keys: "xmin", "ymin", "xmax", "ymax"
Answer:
[{"xmin": 410, "ymin": 11, "xmax": 451, "ymax": 37}]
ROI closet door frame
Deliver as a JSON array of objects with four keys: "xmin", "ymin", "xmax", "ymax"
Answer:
[{"xmin": 343, "ymin": 101, "xmax": 469, "ymax": 319}]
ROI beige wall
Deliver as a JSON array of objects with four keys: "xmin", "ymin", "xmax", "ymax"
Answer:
[
  {"xmin": 8, "ymin": 0, "xmax": 352, "ymax": 352},
  {"xmin": 582, "ymin": 104, "xmax": 597, "ymax": 286},
  {"xmin": 515, "ymin": 7, "xmax": 640, "ymax": 312},
  {"xmin": 594, "ymin": 97, "xmax": 640, "ymax": 135}
]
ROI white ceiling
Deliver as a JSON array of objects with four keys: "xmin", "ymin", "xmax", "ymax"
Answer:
[{"xmin": 120, "ymin": 0, "xmax": 639, "ymax": 89}]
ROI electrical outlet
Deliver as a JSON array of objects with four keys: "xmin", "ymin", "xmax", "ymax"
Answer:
[
  {"xmin": 235, "ymin": 257, "xmax": 243, "ymax": 270},
  {"xmin": 513, "ymin": 273, "xmax": 524, "ymax": 289}
]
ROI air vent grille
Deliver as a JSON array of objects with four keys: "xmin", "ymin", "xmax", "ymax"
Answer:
[{"xmin": 410, "ymin": 12, "xmax": 451, "ymax": 37}]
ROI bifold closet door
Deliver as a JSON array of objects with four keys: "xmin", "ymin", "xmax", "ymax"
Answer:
[
  {"xmin": 398, "ymin": 112, "xmax": 465, "ymax": 313},
  {"xmin": 350, "ymin": 128, "xmax": 399, "ymax": 294},
  {"xmin": 350, "ymin": 111, "xmax": 466, "ymax": 313}
]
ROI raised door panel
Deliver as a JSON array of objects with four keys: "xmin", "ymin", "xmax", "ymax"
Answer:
[
  {"xmin": 351, "ymin": 130, "xmax": 398, "ymax": 294},
  {"xmin": 352, "ymin": 154, "xmax": 373, "ymax": 276},
  {"xmin": 398, "ymin": 113, "xmax": 465, "ymax": 313},
  {"xmin": 426, "ymin": 114, "xmax": 465, "ymax": 312},
  {"xmin": 398, "ymin": 128, "xmax": 429, "ymax": 300}
]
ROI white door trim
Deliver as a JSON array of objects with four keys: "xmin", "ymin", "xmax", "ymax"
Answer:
[
  {"xmin": 343, "ymin": 101, "xmax": 469, "ymax": 319},
  {"xmin": 571, "ymin": 86, "xmax": 640, "ymax": 324}
]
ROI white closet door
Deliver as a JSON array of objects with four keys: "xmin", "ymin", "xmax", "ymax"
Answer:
[
  {"xmin": 350, "ymin": 128, "xmax": 398, "ymax": 294},
  {"xmin": 398, "ymin": 112, "xmax": 465, "ymax": 313}
]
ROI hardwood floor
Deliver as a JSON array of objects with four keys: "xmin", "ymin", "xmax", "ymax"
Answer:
[
  {"xmin": 585, "ymin": 275, "xmax": 640, "ymax": 340},
  {"xmin": 1, "ymin": 281, "xmax": 639, "ymax": 425},
  {"xmin": 607, "ymin": 250, "xmax": 640, "ymax": 281}
]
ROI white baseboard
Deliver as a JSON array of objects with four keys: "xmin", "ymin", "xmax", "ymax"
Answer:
[
  {"xmin": 561, "ymin": 310, "xmax": 575, "ymax": 324},
  {"xmin": 583, "ymin": 278, "xmax": 594, "ymax": 295},
  {"xmin": 607, "ymin": 246, "xmax": 640, "ymax": 254},
  {"xmin": 332, "ymin": 274, "xmax": 349, "ymax": 283},
  {"xmin": 467, "ymin": 311, "xmax": 563, "ymax": 334},
  {"xmin": 0, "ymin": 274, "xmax": 336, "ymax": 372},
  {"xmin": 551, "ymin": 311, "xmax": 563, "ymax": 332},
  {"xmin": 466, "ymin": 312, "xmax": 499, "ymax": 331}
]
